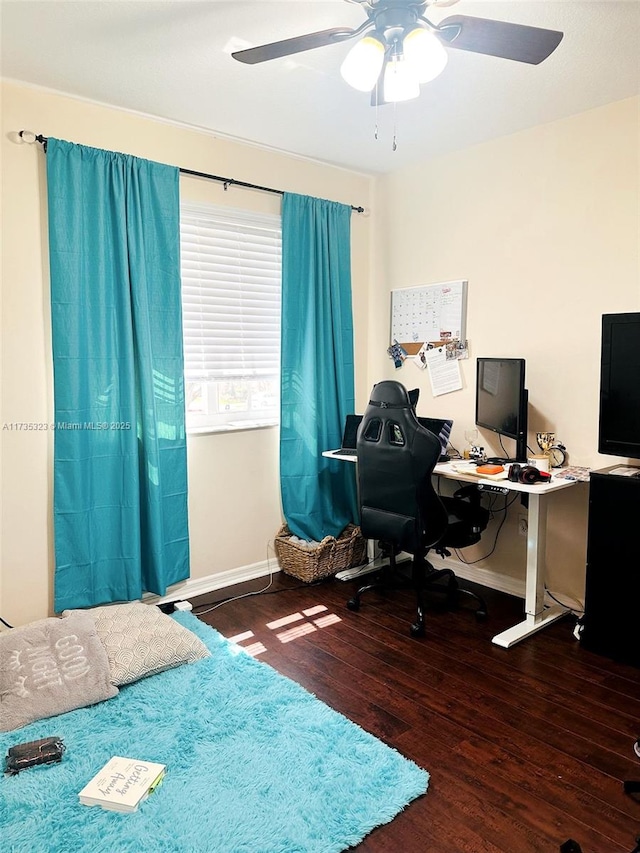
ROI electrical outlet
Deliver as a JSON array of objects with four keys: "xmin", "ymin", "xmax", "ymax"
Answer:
[{"xmin": 518, "ymin": 515, "xmax": 528, "ymax": 536}]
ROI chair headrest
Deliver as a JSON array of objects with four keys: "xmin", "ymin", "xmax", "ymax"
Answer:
[{"xmin": 369, "ymin": 381, "xmax": 412, "ymax": 409}]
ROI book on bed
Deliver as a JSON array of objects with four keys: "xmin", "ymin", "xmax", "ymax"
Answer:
[{"xmin": 78, "ymin": 756, "xmax": 166, "ymax": 813}]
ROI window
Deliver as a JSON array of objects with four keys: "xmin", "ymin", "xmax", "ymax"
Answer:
[{"xmin": 180, "ymin": 202, "xmax": 282, "ymax": 431}]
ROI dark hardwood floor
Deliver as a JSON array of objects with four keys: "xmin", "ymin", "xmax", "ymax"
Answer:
[{"xmin": 191, "ymin": 571, "xmax": 640, "ymax": 853}]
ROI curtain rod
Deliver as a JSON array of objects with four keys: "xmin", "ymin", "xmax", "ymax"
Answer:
[{"xmin": 19, "ymin": 131, "xmax": 365, "ymax": 214}]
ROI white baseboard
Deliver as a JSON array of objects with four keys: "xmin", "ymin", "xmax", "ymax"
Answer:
[
  {"xmin": 436, "ymin": 555, "xmax": 525, "ymax": 599},
  {"xmin": 144, "ymin": 553, "xmax": 526, "ymax": 607},
  {"xmin": 143, "ymin": 559, "xmax": 273, "ymax": 606},
  {"xmin": 439, "ymin": 556, "xmax": 584, "ymax": 612}
]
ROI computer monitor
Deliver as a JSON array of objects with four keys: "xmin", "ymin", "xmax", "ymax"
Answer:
[
  {"xmin": 475, "ymin": 358, "xmax": 528, "ymax": 463},
  {"xmin": 598, "ymin": 312, "xmax": 640, "ymax": 460}
]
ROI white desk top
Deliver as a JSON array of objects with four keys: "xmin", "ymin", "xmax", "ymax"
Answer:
[
  {"xmin": 433, "ymin": 461, "xmax": 577, "ymax": 496},
  {"xmin": 323, "ymin": 450, "xmax": 577, "ymax": 496}
]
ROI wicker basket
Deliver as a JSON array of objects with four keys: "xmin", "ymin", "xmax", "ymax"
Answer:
[{"xmin": 274, "ymin": 523, "xmax": 367, "ymax": 583}]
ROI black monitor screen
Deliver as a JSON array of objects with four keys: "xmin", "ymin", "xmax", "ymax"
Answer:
[
  {"xmin": 599, "ymin": 313, "xmax": 640, "ymax": 459},
  {"xmin": 475, "ymin": 358, "xmax": 527, "ymax": 461}
]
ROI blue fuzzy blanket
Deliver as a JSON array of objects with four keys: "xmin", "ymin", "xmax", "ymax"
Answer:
[{"xmin": 0, "ymin": 612, "xmax": 428, "ymax": 853}]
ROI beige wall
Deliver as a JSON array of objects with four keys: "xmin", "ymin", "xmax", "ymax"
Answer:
[
  {"xmin": 370, "ymin": 97, "xmax": 640, "ymax": 603},
  {"xmin": 2, "ymin": 79, "xmax": 638, "ymax": 625},
  {"xmin": 1, "ymin": 80, "xmax": 373, "ymax": 626}
]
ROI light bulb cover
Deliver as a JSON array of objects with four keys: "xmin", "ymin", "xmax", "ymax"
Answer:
[
  {"xmin": 403, "ymin": 27, "xmax": 448, "ymax": 83},
  {"xmin": 383, "ymin": 54, "xmax": 420, "ymax": 103},
  {"xmin": 340, "ymin": 35, "xmax": 385, "ymax": 92}
]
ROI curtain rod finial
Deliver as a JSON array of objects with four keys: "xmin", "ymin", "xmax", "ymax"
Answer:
[{"xmin": 17, "ymin": 130, "xmax": 47, "ymax": 150}]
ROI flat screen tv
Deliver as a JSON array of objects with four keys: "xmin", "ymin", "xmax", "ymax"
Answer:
[
  {"xmin": 598, "ymin": 312, "xmax": 640, "ymax": 460},
  {"xmin": 475, "ymin": 357, "xmax": 528, "ymax": 463}
]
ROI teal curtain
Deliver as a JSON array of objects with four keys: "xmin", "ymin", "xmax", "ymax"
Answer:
[
  {"xmin": 280, "ymin": 193, "xmax": 357, "ymax": 542},
  {"xmin": 47, "ymin": 139, "xmax": 189, "ymax": 611}
]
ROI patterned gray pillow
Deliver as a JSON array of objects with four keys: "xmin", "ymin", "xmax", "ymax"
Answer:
[
  {"xmin": 63, "ymin": 602, "xmax": 210, "ymax": 686},
  {"xmin": 0, "ymin": 612, "xmax": 118, "ymax": 732}
]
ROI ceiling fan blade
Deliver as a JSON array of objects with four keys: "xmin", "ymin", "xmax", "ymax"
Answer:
[
  {"xmin": 438, "ymin": 15, "xmax": 563, "ymax": 65},
  {"xmin": 232, "ymin": 27, "xmax": 358, "ymax": 64}
]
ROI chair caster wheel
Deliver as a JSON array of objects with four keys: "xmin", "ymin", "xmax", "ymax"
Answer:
[
  {"xmin": 410, "ymin": 622, "xmax": 425, "ymax": 637},
  {"xmin": 347, "ymin": 598, "xmax": 360, "ymax": 612},
  {"xmin": 475, "ymin": 609, "xmax": 488, "ymax": 622}
]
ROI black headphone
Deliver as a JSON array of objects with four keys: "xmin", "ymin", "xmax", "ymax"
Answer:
[{"xmin": 508, "ymin": 463, "xmax": 551, "ymax": 485}]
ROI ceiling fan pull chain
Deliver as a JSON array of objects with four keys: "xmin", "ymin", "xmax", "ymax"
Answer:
[{"xmin": 392, "ymin": 102, "xmax": 398, "ymax": 152}]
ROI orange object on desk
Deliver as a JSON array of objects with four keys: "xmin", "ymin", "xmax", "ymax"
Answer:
[{"xmin": 475, "ymin": 464, "xmax": 505, "ymax": 475}]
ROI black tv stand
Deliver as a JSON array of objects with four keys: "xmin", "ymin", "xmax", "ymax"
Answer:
[{"xmin": 581, "ymin": 466, "xmax": 640, "ymax": 667}]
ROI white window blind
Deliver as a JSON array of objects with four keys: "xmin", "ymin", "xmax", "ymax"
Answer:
[{"xmin": 180, "ymin": 202, "xmax": 282, "ymax": 430}]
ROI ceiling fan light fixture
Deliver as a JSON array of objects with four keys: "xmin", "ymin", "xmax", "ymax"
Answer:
[
  {"xmin": 340, "ymin": 35, "xmax": 385, "ymax": 92},
  {"xmin": 403, "ymin": 26, "xmax": 448, "ymax": 83},
  {"xmin": 383, "ymin": 53, "xmax": 420, "ymax": 103}
]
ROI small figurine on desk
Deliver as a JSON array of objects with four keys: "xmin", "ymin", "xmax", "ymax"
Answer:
[
  {"xmin": 463, "ymin": 428, "xmax": 478, "ymax": 459},
  {"xmin": 469, "ymin": 445, "xmax": 485, "ymax": 462}
]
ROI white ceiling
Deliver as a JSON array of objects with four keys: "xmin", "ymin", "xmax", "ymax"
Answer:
[{"xmin": 2, "ymin": 1, "xmax": 639, "ymax": 174}]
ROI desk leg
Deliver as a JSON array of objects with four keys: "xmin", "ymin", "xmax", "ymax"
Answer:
[{"xmin": 492, "ymin": 492, "xmax": 568, "ymax": 648}]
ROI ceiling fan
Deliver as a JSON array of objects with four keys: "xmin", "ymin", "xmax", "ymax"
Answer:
[{"xmin": 232, "ymin": 0, "xmax": 563, "ymax": 104}]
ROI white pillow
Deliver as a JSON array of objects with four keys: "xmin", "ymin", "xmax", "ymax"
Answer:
[{"xmin": 63, "ymin": 603, "xmax": 210, "ymax": 686}]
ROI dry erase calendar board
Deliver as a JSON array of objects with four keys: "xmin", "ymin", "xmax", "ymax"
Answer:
[{"xmin": 391, "ymin": 280, "xmax": 468, "ymax": 354}]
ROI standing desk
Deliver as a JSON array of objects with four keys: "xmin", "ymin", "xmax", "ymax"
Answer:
[{"xmin": 323, "ymin": 450, "xmax": 577, "ymax": 648}]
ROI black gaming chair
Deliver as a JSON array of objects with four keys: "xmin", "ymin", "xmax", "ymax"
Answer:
[{"xmin": 347, "ymin": 380, "xmax": 489, "ymax": 637}]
